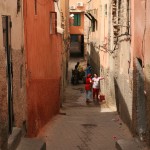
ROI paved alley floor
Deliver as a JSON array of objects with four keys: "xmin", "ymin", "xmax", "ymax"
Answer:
[{"xmin": 38, "ymin": 58, "xmax": 133, "ymax": 150}]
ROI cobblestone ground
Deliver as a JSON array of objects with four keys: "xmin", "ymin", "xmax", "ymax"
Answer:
[{"xmin": 38, "ymin": 58, "xmax": 133, "ymax": 150}]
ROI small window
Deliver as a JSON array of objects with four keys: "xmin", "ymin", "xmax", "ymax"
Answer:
[
  {"xmin": 50, "ymin": 12, "xmax": 57, "ymax": 34},
  {"xmin": 34, "ymin": 0, "xmax": 37, "ymax": 15},
  {"xmin": 73, "ymin": 14, "xmax": 81, "ymax": 26}
]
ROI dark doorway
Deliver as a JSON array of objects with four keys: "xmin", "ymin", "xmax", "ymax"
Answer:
[
  {"xmin": 70, "ymin": 34, "xmax": 84, "ymax": 57},
  {"xmin": 2, "ymin": 16, "xmax": 14, "ymax": 134}
]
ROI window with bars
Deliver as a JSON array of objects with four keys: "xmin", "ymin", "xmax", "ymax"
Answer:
[
  {"xmin": 50, "ymin": 12, "xmax": 57, "ymax": 34},
  {"xmin": 73, "ymin": 14, "xmax": 81, "ymax": 26}
]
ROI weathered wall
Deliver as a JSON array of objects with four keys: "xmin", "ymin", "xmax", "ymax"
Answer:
[
  {"xmin": 145, "ymin": 64, "xmax": 150, "ymax": 143},
  {"xmin": 144, "ymin": 4, "xmax": 150, "ymax": 139},
  {"xmin": 69, "ymin": 0, "xmax": 86, "ymax": 35},
  {"xmin": 87, "ymin": 0, "xmax": 117, "ymax": 109},
  {"xmin": 111, "ymin": 0, "xmax": 133, "ymax": 130},
  {"xmin": 24, "ymin": 0, "xmax": 62, "ymax": 137},
  {"xmin": 86, "ymin": 0, "xmax": 102, "ymax": 75},
  {"xmin": 89, "ymin": 43, "xmax": 100, "ymax": 75},
  {"xmin": 70, "ymin": 12, "xmax": 84, "ymax": 35},
  {"xmin": 100, "ymin": 0, "xmax": 150, "ymax": 144},
  {"xmin": 99, "ymin": 0, "xmax": 114, "ymax": 109},
  {"xmin": 84, "ymin": 15, "xmax": 90, "ymax": 59},
  {"xmin": 92, "ymin": 0, "xmax": 133, "ymax": 129},
  {"xmin": 0, "ymin": 0, "xmax": 26, "ymax": 149},
  {"xmin": 86, "ymin": 0, "xmax": 150, "ymax": 145},
  {"xmin": 0, "ymin": 46, "xmax": 8, "ymax": 149},
  {"xmin": 132, "ymin": 0, "xmax": 150, "ymax": 143},
  {"xmin": 60, "ymin": 0, "xmax": 70, "ymax": 106}
]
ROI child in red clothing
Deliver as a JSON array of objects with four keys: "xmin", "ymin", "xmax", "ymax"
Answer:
[{"xmin": 85, "ymin": 74, "xmax": 92, "ymax": 103}]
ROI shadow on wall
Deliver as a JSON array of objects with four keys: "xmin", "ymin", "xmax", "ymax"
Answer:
[
  {"xmin": 114, "ymin": 78, "xmax": 132, "ymax": 131},
  {"xmin": 89, "ymin": 43, "xmax": 100, "ymax": 76},
  {"xmin": 114, "ymin": 61, "xmax": 150, "ymax": 145},
  {"xmin": 143, "ymin": 64, "xmax": 150, "ymax": 146},
  {"xmin": 132, "ymin": 58, "xmax": 147, "ymax": 141},
  {"xmin": 145, "ymin": 75, "xmax": 150, "ymax": 146}
]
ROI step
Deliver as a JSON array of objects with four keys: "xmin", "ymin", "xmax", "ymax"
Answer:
[
  {"xmin": 8, "ymin": 127, "xmax": 22, "ymax": 150},
  {"xmin": 116, "ymin": 139, "xmax": 141, "ymax": 150},
  {"xmin": 16, "ymin": 138, "xmax": 46, "ymax": 150}
]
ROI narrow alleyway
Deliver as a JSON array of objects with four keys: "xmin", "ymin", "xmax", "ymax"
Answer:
[
  {"xmin": 37, "ymin": 57, "xmax": 136, "ymax": 150},
  {"xmin": 1, "ymin": 0, "xmax": 150, "ymax": 150}
]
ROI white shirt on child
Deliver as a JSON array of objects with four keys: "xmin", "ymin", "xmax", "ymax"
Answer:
[{"xmin": 92, "ymin": 77, "xmax": 103, "ymax": 89}]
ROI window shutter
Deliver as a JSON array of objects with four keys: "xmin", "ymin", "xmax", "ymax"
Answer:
[
  {"xmin": 77, "ymin": 14, "xmax": 81, "ymax": 26},
  {"xmin": 74, "ymin": 14, "xmax": 77, "ymax": 26},
  {"xmin": 73, "ymin": 14, "xmax": 81, "ymax": 26}
]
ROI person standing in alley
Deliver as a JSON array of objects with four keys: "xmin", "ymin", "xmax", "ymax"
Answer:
[
  {"xmin": 85, "ymin": 74, "xmax": 92, "ymax": 104},
  {"xmin": 71, "ymin": 65, "xmax": 79, "ymax": 84},
  {"xmin": 92, "ymin": 73, "xmax": 104, "ymax": 104},
  {"xmin": 85, "ymin": 63, "xmax": 92, "ymax": 77},
  {"xmin": 83, "ymin": 63, "xmax": 92, "ymax": 84}
]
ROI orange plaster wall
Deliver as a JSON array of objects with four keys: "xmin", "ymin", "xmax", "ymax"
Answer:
[
  {"xmin": 70, "ymin": 12, "xmax": 84, "ymax": 35},
  {"xmin": 24, "ymin": 0, "xmax": 62, "ymax": 137}
]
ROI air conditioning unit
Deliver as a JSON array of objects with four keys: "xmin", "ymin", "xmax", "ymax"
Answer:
[
  {"xmin": 77, "ymin": 2, "xmax": 83, "ymax": 7},
  {"xmin": 70, "ymin": 5, "xmax": 76, "ymax": 10}
]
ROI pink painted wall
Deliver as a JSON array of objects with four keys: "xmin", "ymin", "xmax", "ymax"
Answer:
[
  {"xmin": 132, "ymin": 0, "xmax": 150, "ymax": 65},
  {"xmin": 24, "ymin": 0, "xmax": 62, "ymax": 137}
]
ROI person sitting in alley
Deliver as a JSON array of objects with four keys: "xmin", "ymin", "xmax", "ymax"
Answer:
[
  {"xmin": 85, "ymin": 74, "xmax": 92, "ymax": 104},
  {"xmin": 75, "ymin": 61, "xmax": 85, "ymax": 80},
  {"xmin": 92, "ymin": 73, "xmax": 104, "ymax": 104},
  {"xmin": 75, "ymin": 61, "xmax": 83, "ymax": 72}
]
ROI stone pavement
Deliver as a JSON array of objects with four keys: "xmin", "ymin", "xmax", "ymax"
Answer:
[
  {"xmin": 38, "ymin": 83, "xmax": 134, "ymax": 150},
  {"xmin": 37, "ymin": 58, "xmax": 147, "ymax": 150}
]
